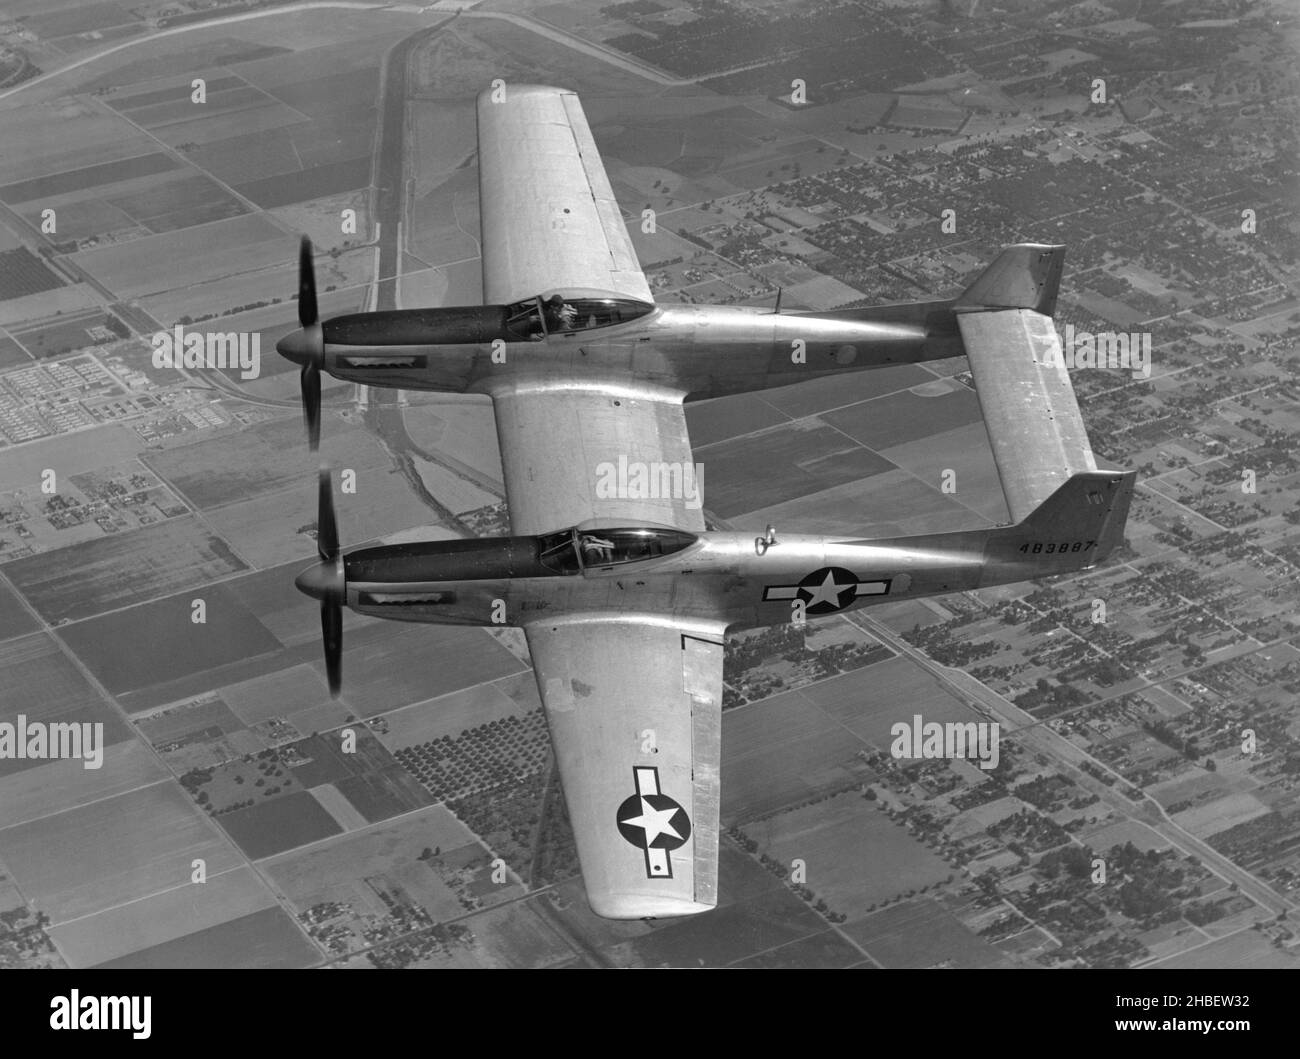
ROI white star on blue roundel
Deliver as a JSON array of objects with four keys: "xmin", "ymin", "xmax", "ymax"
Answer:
[
  {"xmin": 617, "ymin": 766, "xmax": 691, "ymax": 878},
  {"xmin": 617, "ymin": 792, "xmax": 690, "ymax": 851},
  {"xmin": 762, "ymin": 566, "xmax": 891, "ymax": 615}
]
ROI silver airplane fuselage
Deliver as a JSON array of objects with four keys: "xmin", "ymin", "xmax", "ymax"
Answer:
[
  {"xmin": 282, "ymin": 299, "xmax": 963, "ymax": 399},
  {"xmin": 302, "ymin": 519, "xmax": 1110, "ymax": 634}
]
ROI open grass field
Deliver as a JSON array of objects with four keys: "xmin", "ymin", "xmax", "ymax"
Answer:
[
  {"xmin": 152, "ymin": 97, "xmax": 309, "ymax": 150},
  {"xmin": 284, "ymin": 727, "xmax": 435, "ymax": 824},
  {"xmin": 696, "ymin": 421, "xmax": 896, "ymax": 519},
  {"xmin": 1151, "ymin": 928, "xmax": 1300, "ymax": 970},
  {"xmin": 125, "ymin": 84, "xmax": 279, "ymax": 128},
  {"xmin": 0, "ymin": 739, "xmax": 163, "ymax": 830},
  {"xmin": 745, "ymin": 791, "xmax": 952, "ymax": 917},
  {"xmin": 50, "ymin": 863, "xmax": 277, "ymax": 969},
  {"xmin": 0, "ymin": 779, "xmax": 243, "ymax": 922},
  {"xmin": 219, "ymin": 662, "xmax": 341, "ymax": 727},
  {"xmin": 110, "ymin": 635, "xmax": 310, "ymax": 714},
  {"xmin": 235, "ymin": 155, "xmax": 372, "ymax": 210},
  {"xmin": 684, "ymin": 392, "xmax": 791, "ymax": 448},
  {"xmin": 339, "ymin": 621, "xmax": 529, "ymax": 716},
  {"xmin": 356, "ymin": 893, "xmax": 572, "ymax": 968},
  {"xmin": 873, "ymin": 597, "xmax": 952, "ymax": 634},
  {"xmin": 69, "ymin": 32, "xmax": 294, "ymax": 96},
  {"xmin": 106, "ymin": 172, "xmax": 247, "ymax": 233},
  {"xmin": 70, "ymin": 212, "xmax": 288, "ymax": 298},
  {"xmin": 140, "ymin": 282, "xmax": 362, "ymax": 364},
  {"xmin": 758, "ymin": 363, "xmax": 933, "ymax": 420},
  {"xmin": 735, "ymin": 466, "xmax": 970, "ymax": 536},
  {"xmin": 224, "ymin": 557, "xmax": 327, "ymax": 644},
  {"xmin": 720, "ymin": 689, "xmax": 866, "ymax": 821},
  {"xmin": 217, "ymin": 789, "xmax": 342, "ymax": 861},
  {"xmin": 311, "ymin": 784, "xmax": 370, "ymax": 831},
  {"xmin": 878, "ymin": 420, "xmax": 1007, "ymax": 525},
  {"xmin": 399, "ymin": 257, "xmax": 482, "ymax": 307},
  {"xmin": 843, "ymin": 896, "xmax": 1008, "ymax": 968},
  {"xmin": 135, "ymin": 695, "xmax": 245, "ymax": 746},
  {"xmin": 186, "ymin": 124, "xmax": 301, "ymax": 185},
  {"xmin": 11, "ymin": 308, "xmax": 118, "ymax": 359},
  {"xmin": 0, "ymin": 95, "xmax": 157, "ymax": 181},
  {"xmin": 0, "ymin": 575, "xmax": 39, "ymax": 639},
  {"xmin": 0, "ymin": 332, "xmax": 30, "ymax": 368},
  {"xmin": 0, "ymin": 632, "xmax": 132, "ymax": 779},
  {"xmin": 144, "ymin": 417, "xmax": 389, "ymax": 511},
  {"xmin": 261, "ymin": 67, "xmax": 377, "ymax": 121},
  {"xmin": 823, "ymin": 378, "xmax": 983, "ymax": 451},
  {"xmin": 25, "ymin": 1, "xmax": 137, "ymax": 39},
  {"xmin": 15, "ymin": 197, "xmax": 137, "ymax": 243},
  {"xmin": 204, "ymin": 469, "xmax": 435, "ymax": 571},
  {"xmin": 800, "ymin": 654, "xmax": 985, "ymax": 748},
  {"xmin": 137, "ymin": 258, "xmax": 295, "ymax": 326},
  {"xmin": 375, "ymin": 675, "xmax": 540, "ymax": 754},
  {"xmin": 626, "ymin": 885, "xmax": 825, "ymax": 968},
  {"xmin": 0, "ymin": 151, "xmax": 178, "ymax": 205},
  {"xmin": 106, "ymin": 74, "xmax": 245, "ymax": 111},
  {"xmin": 261, "ymin": 805, "xmax": 481, "ymax": 923},
  {"xmin": 4, "ymin": 515, "xmax": 246, "ymax": 625},
  {"xmin": 96, "ymin": 904, "xmax": 320, "ymax": 968},
  {"xmin": 733, "ymin": 928, "xmax": 865, "ymax": 967},
  {"xmin": 402, "ymin": 400, "xmax": 502, "ymax": 484}
]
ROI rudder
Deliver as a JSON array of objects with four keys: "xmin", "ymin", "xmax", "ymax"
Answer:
[{"xmin": 983, "ymin": 470, "xmax": 1136, "ymax": 584}]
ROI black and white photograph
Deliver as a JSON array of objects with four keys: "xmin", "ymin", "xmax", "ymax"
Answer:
[{"xmin": 0, "ymin": 0, "xmax": 1295, "ymax": 998}]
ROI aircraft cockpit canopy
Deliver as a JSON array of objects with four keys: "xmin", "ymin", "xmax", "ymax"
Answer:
[
  {"xmin": 504, "ymin": 294, "xmax": 653, "ymax": 339},
  {"xmin": 536, "ymin": 526, "xmax": 697, "ymax": 574}
]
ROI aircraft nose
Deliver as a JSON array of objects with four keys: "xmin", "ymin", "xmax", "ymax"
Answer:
[
  {"xmin": 277, "ymin": 326, "xmax": 319, "ymax": 366},
  {"xmin": 295, "ymin": 560, "xmax": 343, "ymax": 601}
]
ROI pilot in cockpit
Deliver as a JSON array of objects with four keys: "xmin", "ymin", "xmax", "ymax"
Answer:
[
  {"xmin": 579, "ymin": 534, "xmax": 616, "ymax": 564},
  {"xmin": 544, "ymin": 294, "xmax": 577, "ymax": 332}
]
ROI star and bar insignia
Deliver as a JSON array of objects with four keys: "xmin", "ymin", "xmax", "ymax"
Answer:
[
  {"xmin": 616, "ymin": 766, "xmax": 691, "ymax": 879},
  {"xmin": 762, "ymin": 566, "xmax": 891, "ymax": 615}
]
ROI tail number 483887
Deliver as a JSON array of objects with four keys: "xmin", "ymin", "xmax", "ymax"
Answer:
[{"xmin": 1019, "ymin": 540, "xmax": 1095, "ymax": 555}]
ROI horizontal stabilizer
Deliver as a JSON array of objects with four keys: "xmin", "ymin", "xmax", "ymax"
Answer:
[
  {"xmin": 960, "ymin": 308, "xmax": 1099, "ymax": 523},
  {"xmin": 956, "ymin": 244, "xmax": 1064, "ymax": 317}
]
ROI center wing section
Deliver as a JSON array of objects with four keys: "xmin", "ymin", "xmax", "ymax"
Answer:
[
  {"xmin": 525, "ymin": 616, "xmax": 724, "ymax": 918},
  {"xmin": 488, "ymin": 382, "xmax": 706, "ymax": 535},
  {"xmin": 477, "ymin": 84, "xmax": 652, "ymax": 306}
]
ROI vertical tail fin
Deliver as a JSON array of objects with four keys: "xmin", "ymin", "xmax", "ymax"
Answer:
[
  {"xmin": 956, "ymin": 244, "xmax": 1065, "ymax": 317},
  {"xmin": 983, "ymin": 470, "xmax": 1136, "ymax": 584}
]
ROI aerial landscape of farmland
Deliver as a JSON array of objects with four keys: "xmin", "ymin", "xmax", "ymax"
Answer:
[{"xmin": 0, "ymin": 0, "xmax": 1296, "ymax": 974}]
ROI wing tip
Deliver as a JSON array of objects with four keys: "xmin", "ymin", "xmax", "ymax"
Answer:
[
  {"xmin": 587, "ymin": 892, "xmax": 716, "ymax": 920},
  {"xmin": 476, "ymin": 83, "xmax": 573, "ymax": 107}
]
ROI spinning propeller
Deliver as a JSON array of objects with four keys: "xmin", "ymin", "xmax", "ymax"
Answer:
[
  {"xmin": 294, "ymin": 467, "xmax": 345, "ymax": 696},
  {"xmin": 275, "ymin": 237, "xmax": 325, "ymax": 450}
]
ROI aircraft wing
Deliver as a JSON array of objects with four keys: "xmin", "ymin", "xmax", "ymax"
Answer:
[
  {"xmin": 476, "ymin": 84, "xmax": 652, "ymax": 306},
  {"xmin": 524, "ymin": 616, "xmax": 725, "ymax": 918},
  {"xmin": 488, "ymin": 382, "xmax": 706, "ymax": 535}
]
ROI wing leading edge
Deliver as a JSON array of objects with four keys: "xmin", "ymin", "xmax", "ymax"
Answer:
[{"xmin": 525, "ymin": 617, "xmax": 724, "ymax": 918}]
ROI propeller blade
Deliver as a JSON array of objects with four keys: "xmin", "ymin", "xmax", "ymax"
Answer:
[
  {"xmin": 301, "ymin": 361, "xmax": 321, "ymax": 452},
  {"xmin": 316, "ymin": 466, "xmax": 338, "ymax": 561},
  {"xmin": 298, "ymin": 235, "xmax": 318, "ymax": 329},
  {"xmin": 321, "ymin": 599, "xmax": 342, "ymax": 697}
]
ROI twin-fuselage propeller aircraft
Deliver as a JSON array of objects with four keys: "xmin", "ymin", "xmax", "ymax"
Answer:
[{"xmin": 279, "ymin": 85, "xmax": 1135, "ymax": 919}]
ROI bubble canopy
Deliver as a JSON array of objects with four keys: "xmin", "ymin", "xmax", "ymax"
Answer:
[
  {"xmin": 505, "ymin": 294, "xmax": 654, "ymax": 339},
  {"xmin": 537, "ymin": 526, "xmax": 697, "ymax": 574}
]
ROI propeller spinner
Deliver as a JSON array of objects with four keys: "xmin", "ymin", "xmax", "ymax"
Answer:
[{"xmin": 295, "ymin": 466, "xmax": 345, "ymax": 696}]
